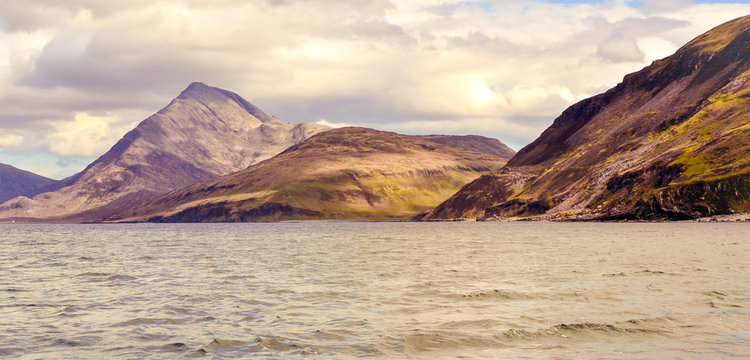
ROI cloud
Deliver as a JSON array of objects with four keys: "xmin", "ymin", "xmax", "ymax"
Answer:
[
  {"xmin": 44, "ymin": 112, "xmax": 120, "ymax": 157},
  {"xmin": 597, "ymin": 34, "xmax": 645, "ymax": 62},
  {"xmin": 640, "ymin": 0, "xmax": 693, "ymax": 15},
  {"xmin": 316, "ymin": 119, "xmax": 353, "ymax": 128},
  {"xmin": 0, "ymin": 133, "xmax": 23, "ymax": 147},
  {"xmin": 0, "ymin": 0, "xmax": 749, "ymax": 177}
]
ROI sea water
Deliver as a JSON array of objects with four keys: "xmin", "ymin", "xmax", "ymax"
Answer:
[{"xmin": 0, "ymin": 222, "xmax": 748, "ymax": 359}]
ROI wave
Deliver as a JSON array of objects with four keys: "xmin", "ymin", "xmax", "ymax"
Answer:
[
  {"xmin": 503, "ymin": 320, "xmax": 668, "ymax": 340},
  {"xmin": 206, "ymin": 338, "xmax": 247, "ymax": 349},
  {"xmin": 107, "ymin": 275, "xmax": 136, "ymax": 281},
  {"xmin": 75, "ymin": 272, "xmax": 136, "ymax": 281},
  {"xmin": 695, "ymin": 290, "xmax": 745, "ymax": 309},
  {"xmin": 159, "ymin": 336, "xmax": 319, "ymax": 357},
  {"xmin": 603, "ymin": 269, "xmax": 680, "ymax": 277},
  {"xmin": 403, "ymin": 331, "xmax": 505, "ymax": 352},
  {"xmin": 113, "ymin": 317, "xmax": 185, "ymax": 327},
  {"xmin": 76, "ymin": 272, "xmax": 110, "ymax": 277},
  {"xmin": 459, "ymin": 289, "xmax": 532, "ymax": 300},
  {"xmin": 395, "ymin": 317, "xmax": 679, "ymax": 353},
  {"xmin": 246, "ymin": 336, "xmax": 317, "ymax": 355},
  {"xmin": 506, "ymin": 317, "xmax": 681, "ymax": 341}
]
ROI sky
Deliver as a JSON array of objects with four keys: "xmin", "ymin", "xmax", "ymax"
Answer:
[{"xmin": 0, "ymin": 0, "xmax": 748, "ymax": 179}]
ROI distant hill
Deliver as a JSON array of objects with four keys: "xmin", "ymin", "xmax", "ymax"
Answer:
[
  {"xmin": 0, "ymin": 82, "xmax": 328, "ymax": 222},
  {"xmin": 418, "ymin": 135, "xmax": 516, "ymax": 159},
  {"xmin": 109, "ymin": 127, "xmax": 509, "ymax": 222},
  {"xmin": 423, "ymin": 15, "xmax": 750, "ymax": 221},
  {"xmin": 0, "ymin": 163, "xmax": 62, "ymax": 204}
]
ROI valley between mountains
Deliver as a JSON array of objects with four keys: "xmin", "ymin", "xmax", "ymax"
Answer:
[{"xmin": 1, "ymin": 15, "xmax": 748, "ymax": 223}]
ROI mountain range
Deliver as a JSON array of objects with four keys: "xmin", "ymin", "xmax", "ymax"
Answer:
[
  {"xmin": 1, "ymin": 15, "xmax": 747, "ymax": 223},
  {"xmin": 0, "ymin": 84, "xmax": 514, "ymax": 223},
  {"xmin": 0, "ymin": 82, "xmax": 329, "ymax": 221},
  {"xmin": 109, "ymin": 127, "xmax": 510, "ymax": 222},
  {"xmin": 422, "ymin": 14, "xmax": 750, "ymax": 221},
  {"xmin": 0, "ymin": 163, "xmax": 63, "ymax": 204}
]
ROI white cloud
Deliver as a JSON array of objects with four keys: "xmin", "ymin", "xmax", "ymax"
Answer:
[
  {"xmin": 0, "ymin": 0, "xmax": 748, "ymax": 176},
  {"xmin": 316, "ymin": 119, "xmax": 353, "ymax": 128},
  {"xmin": 45, "ymin": 112, "xmax": 119, "ymax": 157},
  {"xmin": 0, "ymin": 133, "xmax": 23, "ymax": 147},
  {"xmin": 637, "ymin": 36, "xmax": 680, "ymax": 62}
]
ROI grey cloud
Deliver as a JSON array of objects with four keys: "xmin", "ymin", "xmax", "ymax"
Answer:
[
  {"xmin": 610, "ymin": 16, "xmax": 690, "ymax": 38},
  {"xmin": 447, "ymin": 31, "xmax": 523, "ymax": 54},
  {"xmin": 264, "ymin": 0, "xmax": 394, "ymax": 18},
  {"xmin": 262, "ymin": 94, "xmax": 410, "ymax": 126},
  {"xmin": 344, "ymin": 20, "xmax": 412, "ymax": 41},
  {"xmin": 0, "ymin": 2, "xmax": 70, "ymax": 31},
  {"xmin": 18, "ymin": 32, "xmax": 242, "ymax": 93},
  {"xmin": 597, "ymin": 35, "xmax": 645, "ymax": 62},
  {"xmin": 0, "ymin": 84, "xmax": 169, "ymax": 132},
  {"xmin": 423, "ymin": 3, "xmax": 460, "ymax": 17},
  {"xmin": 0, "ymin": 0, "xmax": 748, "ymax": 177},
  {"xmin": 0, "ymin": 0, "xmax": 152, "ymax": 30},
  {"xmin": 545, "ymin": 15, "xmax": 689, "ymax": 60},
  {"xmin": 590, "ymin": 16, "xmax": 689, "ymax": 63},
  {"xmin": 640, "ymin": 0, "xmax": 693, "ymax": 15}
]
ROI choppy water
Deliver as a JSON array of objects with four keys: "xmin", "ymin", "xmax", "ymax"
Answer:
[{"xmin": 0, "ymin": 222, "xmax": 748, "ymax": 359}]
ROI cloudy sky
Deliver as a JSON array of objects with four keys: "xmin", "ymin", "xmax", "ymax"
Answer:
[{"xmin": 0, "ymin": 0, "xmax": 748, "ymax": 178}]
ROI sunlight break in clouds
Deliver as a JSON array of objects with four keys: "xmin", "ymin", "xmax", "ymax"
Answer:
[
  {"xmin": 0, "ymin": 133, "xmax": 23, "ymax": 147},
  {"xmin": 0, "ymin": 0, "xmax": 748, "ymax": 177},
  {"xmin": 316, "ymin": 119, "xmax": 355, "ymax": 128},
  {"xmin": 45, "ymin": 112, "xmax": 121, "ymax": 157}
]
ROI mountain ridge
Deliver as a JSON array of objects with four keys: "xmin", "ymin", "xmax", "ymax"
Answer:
[
  {"xmin": 0, "ymin": 83, "xmax": 329, "ymax": 222},
  {"xmin": 0, "ymin": 163, "xmax": 63, "ymax": 204},
  {"xmin": 109, "ymin": 127, "xmax": 510, "ymax": 222},
  {"xmin": 418, "ymin": 135, "xmax": 516, "ymax": 159},
  {"xmin": 423, "ymin": 15, "xmax": 750, "ymax": 221}
]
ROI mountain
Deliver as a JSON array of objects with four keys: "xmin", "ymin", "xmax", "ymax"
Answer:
[
  {"xmin": 0, "ymin": 82, "xmax": 329, "ymax": 222},
  {"xmin": 109, "ymin": 127, "xmax": 509, "ymax": 222},
  {"xmin": 0, "ymin": 163, "xmax": 63, "ymax": 203},
  {"xmin": 418, "ymin": 135, "xmax": 516, "ymax": 159},
  {"xmin": 423, "ymin": 15, "xmax": 750, "ymax": 221}
]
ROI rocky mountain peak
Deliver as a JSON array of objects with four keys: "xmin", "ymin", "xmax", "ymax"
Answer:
[
  {"xmin": 0, "ymin": 83, "xmax": 329, "ymax": 222},
  {"xmin": 169, "ymin": 81, "xmax": 279, "ymax": 125}
]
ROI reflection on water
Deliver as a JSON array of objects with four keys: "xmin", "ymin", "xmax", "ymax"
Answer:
[{"xmin": 0, "ymin": 222, "xmax": 748, "ymax": 359}]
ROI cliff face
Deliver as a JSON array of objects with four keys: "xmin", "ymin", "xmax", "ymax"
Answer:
[
  {"xmin": 109, "ymin": 127, "xmax": 509, "ymax": 222},
  {"xmin": 424, "ymin": 15, "xmax": 750, "ymax": 221},
  {"xmin": 0, "ymin": 163, "xmax": 62, "ymax": 204},
  {"xmin": 0, "ymin": 82, "xmax": 328, "ymax": 221}
]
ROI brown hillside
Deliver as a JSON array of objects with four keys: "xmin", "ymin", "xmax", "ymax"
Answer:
[{"xmin": 111, "ymin": 127, "xmax": 508, "ymax": 222}]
